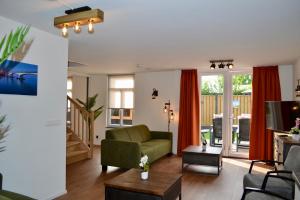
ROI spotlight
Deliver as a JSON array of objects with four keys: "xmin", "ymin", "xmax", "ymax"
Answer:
[
  {"xmin": 227, "ymin": 63, "xmax": 233, "ymax": 69},
  {"xmin": 210, "ymin": 63, "xmax": 216, "ymax": 69},
  {"xmin": 218, "ymin": 63, "xmax": 225, "ymax": 69}
]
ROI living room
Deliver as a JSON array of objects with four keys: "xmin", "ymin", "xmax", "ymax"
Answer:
[{"xmin": 0, "ymin": 1, "xmax": 300, "ymax": 200}]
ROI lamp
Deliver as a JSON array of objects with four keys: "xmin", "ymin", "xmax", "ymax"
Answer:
[
  {"xmin": 296, "ymin": 79, "xmax": 300, "ymax": 97},
  {"xmin": 152, "ymin": 88, "xmax": 158, "ymax": 99},
  {"xmin": 163, "ymin": 100, "xmax": 174, "ymax": 132},
  {"xmin": 54, "ymin": 6, "xmax": 104, "ymax": 37},
  {"xmin": 210, "ymin": 62, "xmax": 216, "ymax": 69},
  {"xmin": 210, "ymin": 59, "xmax": 234, "ymax": 69}
]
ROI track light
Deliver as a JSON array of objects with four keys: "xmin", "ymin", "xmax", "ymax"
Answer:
[
  {"xmin": 210, "ymin": 63, "xmax": 216, "ymax": 69},
  {"xmin": 209, "ymin": 59, "xmax": 234, "ymax": 70},
  {"xmin": 227, "ymin": 63, "xmax": 233, "ymax": 69}
]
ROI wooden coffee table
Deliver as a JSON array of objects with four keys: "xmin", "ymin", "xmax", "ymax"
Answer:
[
  {"xmin": 104, "ymin": 169, "xmax": 182, "ymax": 200},
  {"xmin": 182, "ymin": 145, "xmax": 223, "ymax": 175}
]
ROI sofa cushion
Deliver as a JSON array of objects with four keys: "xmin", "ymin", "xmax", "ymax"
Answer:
[
  {"xmin": 106, "ymin": 128, "xmax": 131, "ymax": 141},
  {"xmin": 140, "ymin": 139, "xmax": 171, "ymax": 163},
  {"xmin": 127, "ymin": 125, "xmax": 151, "ymax": 142}
]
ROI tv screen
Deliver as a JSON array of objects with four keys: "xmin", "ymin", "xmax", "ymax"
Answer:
[{"xmin": 265, "ymin": 101, "xmax": 300, "ymax": 131}]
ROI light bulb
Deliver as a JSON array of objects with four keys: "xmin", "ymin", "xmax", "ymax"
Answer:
[
  {"xmin": 62, "ymin": 25, "xmax": 68, "ymax": 37},
  {"xmin": 74, "ymin": 22, "xmax": 81, "ymax": 33},
  {"xmin": 163, "ymin": 106, "xmax": 167, "ymax": 113},
  {"xmin": 170, "ymin": 111, "xmax": 174, "ymax": 120},
  {"xmin": 88, "ymin": 20, "xmax": 94, "ymax": 33}
]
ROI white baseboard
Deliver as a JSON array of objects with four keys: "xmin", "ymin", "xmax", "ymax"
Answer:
[{"xmin": 45, "ymin": 189, "xmax": 67, "ymax": 200}]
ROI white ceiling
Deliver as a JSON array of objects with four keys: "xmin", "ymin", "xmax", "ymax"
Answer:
[{"xmin": 1, "ymin": 0, "xmax": 300, "ymax": 74}]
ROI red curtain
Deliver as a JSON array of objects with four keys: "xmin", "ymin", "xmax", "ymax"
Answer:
[
  {"xmin": 177, "ymin": 69, "xmax": 200, "ymax": 156},
  {"xmin": 249, "ymin": 66, "xmax": 281, "ymax": 160}
]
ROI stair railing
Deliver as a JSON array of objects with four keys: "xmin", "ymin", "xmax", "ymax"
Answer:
[{"xmin": 67, "ymin": 95, "xmax": 94, "ymax": 158}]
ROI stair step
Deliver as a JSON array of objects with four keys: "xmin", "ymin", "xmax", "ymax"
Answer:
[
  {"xmin": 67, "ymin": 149, "xmax": 89, "ymax": 165},
  {"xmin": 67, "ymin": 141, "xmax": 80, "ymax": 147}
]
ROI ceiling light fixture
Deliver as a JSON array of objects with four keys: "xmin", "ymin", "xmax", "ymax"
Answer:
[
  {"xmin": 210, "ymin": 59, "xmax": 234, "ymax": 70},
  {"xmin": 210, "ymin": 62, "xmax": 216, "ymax": 69},
  {"xmin": 54, "ymin": 6, "xmax": 104, "ymax": 37}
]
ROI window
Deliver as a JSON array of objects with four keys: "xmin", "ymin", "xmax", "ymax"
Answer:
[{"xmin": 108, "ymin": 75, "xmax": 134, "ymax": 126}]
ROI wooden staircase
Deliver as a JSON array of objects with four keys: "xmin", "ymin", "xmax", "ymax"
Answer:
[{"xmin": 66, "ymin": 96, "xmax": 95, "ymax": 165}]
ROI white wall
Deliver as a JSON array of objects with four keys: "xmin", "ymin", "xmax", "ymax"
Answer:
[
  {"xmin": 72, "ymin": 75, "xmax": 87, "ymax": 102},
  {"xmin": 89, "ymin": 75, "xmax": 108, "ymax": 145},
  {"xmin": 278, "ymin": 65, "xmax": 294, "ymax": 101},
  {"xmin": 134, "ymin": 71, "xmax": 181, "ymax": 154},
  {"xmin": 0, "ymin": 16, "xmax": 68, "ymax": 199},
  {"xmin": 294, "ymin": 59, "xmax": 300, "ymax": 101}
]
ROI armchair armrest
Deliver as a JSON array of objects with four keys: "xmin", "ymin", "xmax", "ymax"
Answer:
[
  {"xmin": 249, "ymin": 160, "xmax": 283, "ymax": 174},
  {"xmin": 150, "ymin": 131, "xmax": 172, "ymax": 140},
  {"xmin": 101, "ymin": 139, "xmax": 141, "ymax": 169},
  {"xmin": 241, "ymin": 187, "xmax": 290, "ymax": 200},
  {"xmin": 0, "ymin": 172, "xmax": 2, "ymax": 190},
  {"xmin": 262, "ymin": 170, "xmax": 294, "ymax": 190}
]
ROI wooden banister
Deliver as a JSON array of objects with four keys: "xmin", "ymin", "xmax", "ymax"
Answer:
[{"xmin": 67, "ymin": 95, "xmax": 95, "ymax": 158}]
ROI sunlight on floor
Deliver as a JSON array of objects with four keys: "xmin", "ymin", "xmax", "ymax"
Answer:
[{"xmin": 223, "ymin": 158, "xmax": 269, "ymax": 173}]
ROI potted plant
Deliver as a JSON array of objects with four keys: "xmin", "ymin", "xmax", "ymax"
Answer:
[
  {"xmin": 289, "ymin": 118, "xmax": 300, "ymax": 140},
  {"xmin": 76, "ymin": 94, "xmax": 104, "ymax": 140},
  {"xmin": 139, "ymin": 155, "xmax": 150, "ymax": 180}
]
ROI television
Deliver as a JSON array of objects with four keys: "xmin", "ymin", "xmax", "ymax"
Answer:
[{"xmin": 265, "ymin": 101, "xmax": 300, "ymax": 131}]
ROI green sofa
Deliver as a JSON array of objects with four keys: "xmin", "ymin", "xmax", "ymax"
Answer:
[
  {"xmin": 0, "ymin": 173, "xmax": 35, "ymax": 200},
  {"xmin": 101, "ymin": 125, "xmax": 172, "ymax": 170}
]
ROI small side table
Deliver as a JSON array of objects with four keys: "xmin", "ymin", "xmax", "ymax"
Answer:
[{"xmin": 182, "ymin": 145, "xmax": 223, "ymax": 175}]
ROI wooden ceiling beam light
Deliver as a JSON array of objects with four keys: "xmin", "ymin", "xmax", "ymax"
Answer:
[{"xmin": 54, "ymin": 6, "xmax": 104, "ymax": 37}]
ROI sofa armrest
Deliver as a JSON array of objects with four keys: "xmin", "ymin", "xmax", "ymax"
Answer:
[
  {"xmin": 150, "ymin": 131, "xmax": 172, "ymax": 140},
  {"xmin": 101, "ymin": 139, "xmax": 141, "ymax": 169}
]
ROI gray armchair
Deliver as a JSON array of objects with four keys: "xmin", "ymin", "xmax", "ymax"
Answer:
[{"xmin": 243, "ymin": 145, "xmax": 300, "ymax": 200}]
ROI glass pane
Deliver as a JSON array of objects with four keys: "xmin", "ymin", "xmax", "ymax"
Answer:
[
  {"xmin": 122, "ymin": 91, "xmax": 134, "ymax": 108},
  {"xmin": 200, "ymin": 75, "xmax": 224, "ymax": 147},
  {"xmin": 67, "ymin": 78, "xmax": 72, "ymax": 90},
  {"xmin": 109, "ymin": 108, "xmax": 121, "ymax": 125},
  {"xmin": 109, "ymin": 91, "xmax": 121, "ymax": 108},
  {"xmin": 123, "ymin": 109, "xmax": 133, "ymax": 125},
  {"xmin": 231, "ymin": 74, "xmax": 252, "ymax": 156},
  {"xmin": 109, "ymin": 75, "xmax": 134, "ymax": 89}
]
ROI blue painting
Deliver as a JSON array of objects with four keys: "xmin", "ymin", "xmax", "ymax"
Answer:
[{"xmin": 0, "ymin": 60, "xmax": 38, "ymax": 96}]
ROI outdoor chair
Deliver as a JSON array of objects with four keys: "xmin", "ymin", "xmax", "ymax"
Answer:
[
  {"xmin": 210, "ymin": 117, "xmax": 222, "ymax": 146},
  {"xmin": 237, "ymin": 117, "xmax": 250, "ymax": 152},
  {"xmin": 243, "ymin": 145, "xmax": 300, "ymax": 200}
]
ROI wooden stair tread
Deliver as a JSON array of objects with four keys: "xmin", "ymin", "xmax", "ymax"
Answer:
[
  {"xmin": 67, "ymin": 141, "xmax": 80, "ymax": 147},
  {"xmin": 67, "ymin": 149, "xmax": 88, "ymax": 157}
]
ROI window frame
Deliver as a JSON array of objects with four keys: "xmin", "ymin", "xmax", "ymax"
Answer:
[{"xmin": 107, "ymin": 74, "xmax": 135, "ymax": 127}]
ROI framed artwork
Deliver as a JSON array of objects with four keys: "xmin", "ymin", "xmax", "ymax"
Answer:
[{"xmin": 0, "ymin": 60, "xmax": 38, "ymax": 96}]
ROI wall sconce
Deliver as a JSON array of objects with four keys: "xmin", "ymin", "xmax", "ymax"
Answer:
[
  {"xmin": 296, "ymin": 79, "xmax": 300, "ymax": 97},
  {"xmin": 152, "ymin": 88, "xmax": 158, "ymax": 99},
  {"xmin": 163, "ymin": 100, "xmax": 174, "ymax": 132}
]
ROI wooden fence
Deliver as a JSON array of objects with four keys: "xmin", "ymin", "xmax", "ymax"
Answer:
[{"xmin": 201, "ymin": 95, "xmax": 251, "ymax": 126}]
